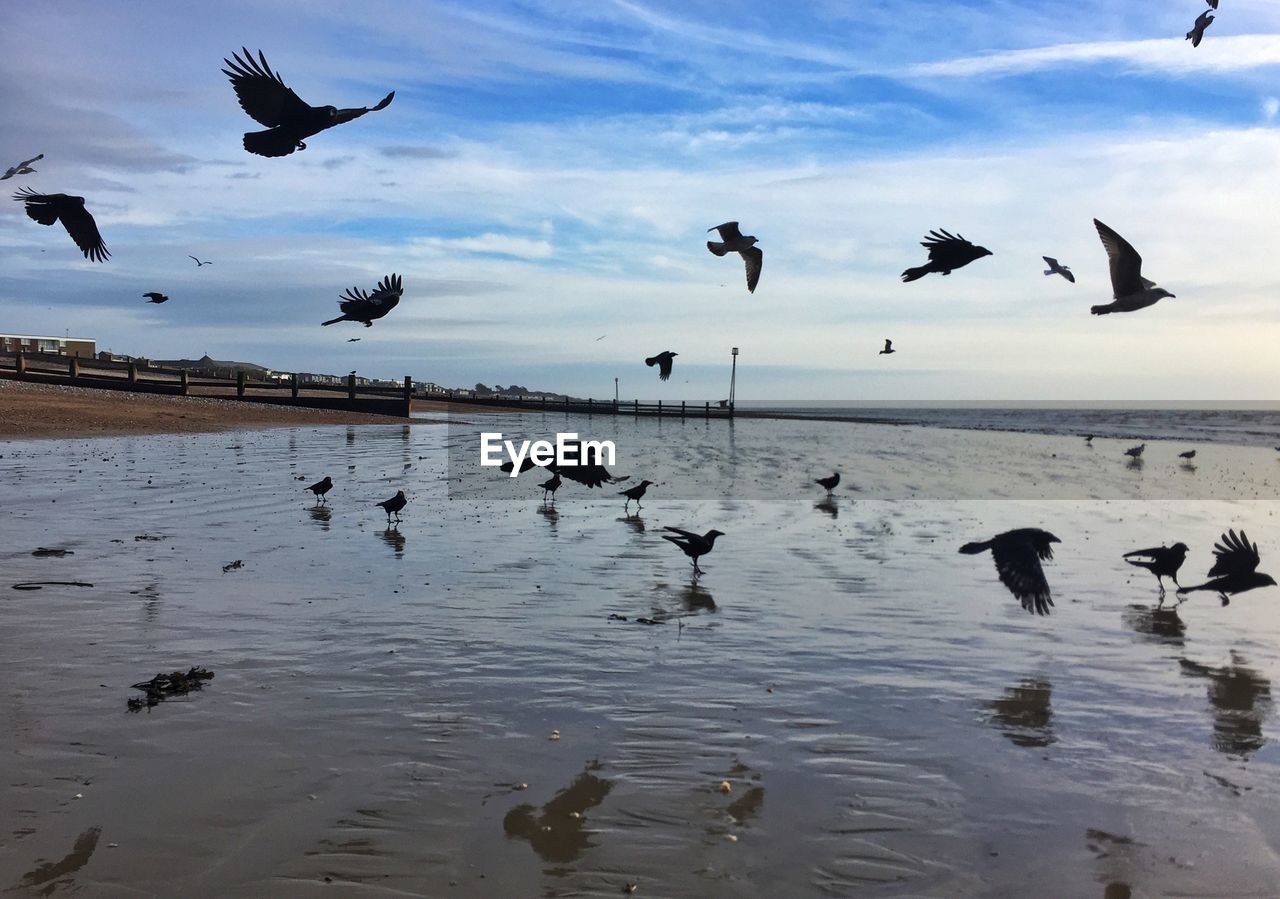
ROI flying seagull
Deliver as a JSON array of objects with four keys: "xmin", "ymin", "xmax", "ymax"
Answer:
[
  {"xmin": 620, "ymin": 479, "xmax": 653, "ymax": 512},
  {"xmin": 188, "ymin": 255, "xmax": 212, "ymax": 266},
  {"xmin": 539, "ymin": 471, "xmax": 561, "ymax": 503},
  {"xmin": 707, "ymin": 222, "xmax": 763, "ymax": 293},
  {"xmin": 645, "ymin": 351, "xmax": 677, "ymax": 381},
  {"xmin": 222, "ymin": 48, "xmax": 395, "ymax": 157},
  {"xmin": 1187, "ymin": 10, "xmax": 1214, "ymax": 47},
  {"xmin": 1178, "ymin": 530, "xmax": 1276, "ymax": 605},
  {"xmin": 1091, "ymin": 220, "xmax": 1175, "ymax": 315},
  {"xmin": 879, "ymin": 339, "xmax": 895, "ymax": 355},
  {"xmin": 901, "ymin": 229, "xmax": 991, "ymax": 282},
  {"xmin": 1042, "ymin": 257, "xmax": 1075, "ymax": 283},
  {"xmin": 959, "ymin": 528, "xmax": 1061, "ymax": 615},
  {"xmin": 306, "ymin": 476, "xmax": 333, "ymax": 504},
  {"xmin": 663, "ymin": 527, "xmax": 725, "ymax": 576},
  {"xmin": 346, "ymin": 338, "xmax": 361, "ymax": 342},
  {"xmin": 1124, "ymin": 543, "xmax": 1189, "ymax": 599},
  {"xmin": 322, "ymin": 273, "xmax": 402, "ymax": 327},
  {"xmin": 1125, "ymin": 443, "xmax": 1145, "ymax": 459},
  {"xmin": 1, "ymin": 153, "xmax": 43, "ymax": 180},
  {"xmin": 1179, "ymin": 450, "xmax": 1197, "ymax": 460},
  {"xmin": 143, "ymin": 292, "xmax": 169, "ymax": 304},
  {"xmin": 816, "ymin": 472, "xmax": 840, "ymax": 494},
  {"xmin": 376, "ymin": 490, "xmax": 407, "ymax": 525},
  {"xmin": 12, "ymin": 188, "xmax": 109, "ymax": 262}
]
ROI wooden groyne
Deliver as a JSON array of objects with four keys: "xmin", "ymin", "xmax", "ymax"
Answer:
[{"xmin": 428, "ymin": 392, "xmax": 734, "ymax": 419}]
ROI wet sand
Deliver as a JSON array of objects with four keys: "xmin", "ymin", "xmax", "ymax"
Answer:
[{"xmin": 2, "ymin": 419, "xmax": 1280, "ymax": 896}]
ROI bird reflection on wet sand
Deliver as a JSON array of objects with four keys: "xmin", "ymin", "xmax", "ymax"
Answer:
[
  {"xmin": 15, "ymin": 826, "xmax": 101, "ymax": 891},
  {"xmin": 308, "ymin": 506, "xmax": 332, "ymax": 529},
  {"xmin": 503, "ymin": 760, "xmax": 612, "ymax": 864},
  {"xmin": 987, "ymin": 678, "xmax": 1055, "ymax": 747},
  {"xmin": 682, "ymin": 581, "xmax": 716, "ymax": 613},
  {"xmin": 815, "ymin": 496, "xmax": 838, "ymax": 519},
  {"xmin": 537, "ymin": 503, "xmax": 559, "ymax": 527},
  {"xmin": 620, "ymin": 512, "xmax": 645, "ymax": 533},
  {"xmin": 1179, "ymin": 652, "xmax": 1273, "ymax": 757},
  {"xmin": 1121, "ymin": 604, "xmax": 1185, "ymax": 646},
  {"xmin": 379, "ymin": 527, "xmax": 405, "ymax": 557}
]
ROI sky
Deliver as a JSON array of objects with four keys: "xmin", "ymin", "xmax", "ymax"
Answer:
[{"xmin": 2, "ymin": 0, "xmax": 1280, "ymax": 401}]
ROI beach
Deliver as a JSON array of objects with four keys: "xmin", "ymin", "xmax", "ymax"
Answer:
[{"xmin": 2, "ymin": 414, "xmax": 1279, "ymax": 897}]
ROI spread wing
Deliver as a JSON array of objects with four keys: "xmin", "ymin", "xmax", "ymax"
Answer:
[
  {"xmin": 883, "ymin": 339, "xmax": 892, "ymax": 352},
  {"xmin": 1124, "ymin": 546, "xmax": 1166, "ymax": 563},
  {"xmin": 990, "ymin": 538, "xmax": 1054, "ymax": 615},
  {"xmin": 331, "ymin": 92, "xmax": 395, "ymax": 126},
  {"xmin": 922, "ymin": 229, "xmax": 973, "ymax": 255},
  {"xmin": 1207, "ymin": 529, "xmax": 1260, "ymax": 579},
  {"xmin": 708, "ymin": 221, "xmax": 743, "ymax": 241},
  {"xmin": 646, "ymin": 353, "xmax": 674, "ymax": 380},
  {"xmin": 741, "ymin": 245, "xmax": 762, "ymax": 293},
  {"xmin": 338, "ymin": 273, "xmax": 401, "ymax": 316},
  {"xmin": 222, "ymin": 48, "xmax": 313, "ymax": 127},
  {"xmin": 1093, "ymin": 219, "xmax": 1144, "ymax": 298},
  {"xmin": 15, "ymin": 190, "xmax": 109, "ymax": 262}
]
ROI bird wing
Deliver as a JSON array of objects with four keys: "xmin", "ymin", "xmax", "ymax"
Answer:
[
  {"xmin": 366, "ymin": 273, "xmax": 403, "ymax": 304},
  {"xmin": 1093, "ymin": 219, "xmax": 1144, "ymax": 297},
  {"xmin": 663, "ymin": 526, "xmax": 701, "ymax": 541},
  {"xmin": 330, "ymin": 92, "xmax": 395, "ymax": 127},
  {"xmin": 51, "ymin": 194, "xmax": 109, "ymax": 262},
  {"xmin": 658, "ymin": 354, "xmax": 674, "ymax": 380},
  {"xmin": 14, "ymin": 188, "xmax": 59, "ymax": 224},
  {"xmin": 709, "ymin": 221, "xmax": 743, "ymax": 241},
  {"xmin": 1124, "ymin": 546, "xmax": 1167, "ymax": 562},
  {"xmin": 222, "ymin": 48, "xmax": 313, "ymax": 128},
  {"xmin": 990, "ymin": 538, "xmax": 1054, "ymax": 615},
  {"xmin": 1062, "ymin": 268, "xmax": 1076, "ymax": 283},
  {"xmin": 741, "ymin": 245, "xmax": 762, "ymax": 293},
  {"xmin": 1043, "ymin": 256, "xmax": 1058, "ymax": 269},
  {"xmin": 1207, "ymin": 529, "xmax": 1260, "ymax": 578},
  {"xmin": 884, "ymin": 339, "xmax": 892, "ymax": 351}
]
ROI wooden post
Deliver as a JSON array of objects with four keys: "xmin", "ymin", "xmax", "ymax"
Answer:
[
  {"xmin": 403, "ymin": 376, "xmax": 412, "ymax": 416},
  {"xmin": 681, "ymin": 400, "xmax": 686, "ymax": 419},
  {"xmin": 15, "ymin": 352, "xmax": 25, "ymax": 379},
  {"xmin": 69, "ymin": 357, "xmax": 80, "ymax": 381},
  {"xmin": 633, "ymin": 399, "xmax": 639, "ymax": 415},
  {"xmin": 704, "ymin": 401, "xmax": 710, "ymax": 419},
  {"xmin": 347, "ymin": 373, "xmax": 356, "ymax": 400},
  {"xmin": 541, "ymin": 395, "xmax": 546, "ymax": 410},
  {"xmin": 588, "ymin": 397, "xmax": 593, "ymax": 415},
  {"xmin": 180, "ymin": 370, "xmax": 189, "ymax": 396},
  {"xmin": 128, "ymin": 362, "xmax": 138, "ymax": 385},
  {"xmin": 564, "ymin": 396, "xmax": 569, "ymax": 413},
  {"xmin": 657, "ymin": 400, "xmax": 662, "ymax": 416},
  {"xmin": 236, "ymin": 370, "xmax": 246, "ymax": 396}
]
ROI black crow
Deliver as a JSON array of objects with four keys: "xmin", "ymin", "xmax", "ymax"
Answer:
[
  {"xmin": 1084, "ymin": 435, "xmax": 1094, "ymax": 443},
  {"xmin": 1, "ymin": 153, "xmax": 42, "ymax": 180},
  {"xmin": 347, "ymin": 338, "xmax": 361, "ymax": 342},
  {"xmin": 539, "ymin": 471, "xmax": 561, "ymax": 503},
  {"xmin": 959, "ymin": 528, "xmax": 1061, "ymax": 615},
  {"xmin": 1187, "ymin": 10, "xmax": 1214, "ymax": 47},
  {"xmin": 1125, "ymin": 443, "xmax": 1145, "ymax": 458},
  {"xmin": 143, "ymin": 292, "xmax": 169, "ymax": 304},
  {"xmin": 879, "ymin": 339, "xmax": 895, "ymax": 355},
  {"xmin": 322, "ymin": 273, "xmax": 402, "ymax": 327},
  {"xmin": 553, "ymin": 441, "xmax": 628, "ymax": 488},
  {"xmin": 707, "ymin": 222, "xmax": 762, "ymax": 293},
  {"xmin": 12, "ymin": 188, "xmax": 109, "ymax": 262},
  {"xmin": 815, "ymin": 472, "xmax": 840, "ymax": 494},
  {"xmin": 1124, "ymin": 543, "xmax": 1189, "ymax": 598},
  {"xmin": 663, "ymin": 527, "xmax": 725, "ymax": 576},
  {"xmin": 645, "ymin": 351, "xmax": 677, "ymax": 381},
  {"xmin": 901, "ymin": 229, "xmax": 991, "ymax": 281},
  {"xmin": 1042, "ymin": 256, "xmax": 1075, "ymax": 282},
  {"xmin": 620, "ymin": 479, "xmax": 653, "ymax": 511},
  {"xmin": 222, "ymin": 48, "xmax": 394, "ymax": 157},
  {"xmin": 188, "ymin": 255, "xmax": 212, "ymax": 266},
  {"xmin": 1091, "ymin": 219, "xmax": 1174, "ymax": 314},
  {"xmin": 377, "ymin": 490, "xmax": 407, "ymax": 524},
  {"xmin": 1178, "ymin": 530, "xmax": 1276, "ymax": 605},
  {"xmin": 1179, "ymin": 450, "xmax": 1197, "ymax": 460},
  {"xmin": 307, "ymin": 475, "xmax": 333, "ymax": 504}
]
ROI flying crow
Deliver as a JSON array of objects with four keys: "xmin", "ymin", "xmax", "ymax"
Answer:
[
  {"xmin": 959, "ymin": 528, "xmax": 1061, "ymax": 615},
  {"xmin": 143, "ymin": 292, "xmax": 169, "ymax": 304},
  {"xmin": 707, "ymin": 221, "xmax": 762, "ymax": 293},
  {"xmin": 1178, "ymin": 530, "xmax": 1276, "ymax": 605},
  {"xmin": 620, "ymin": 479, "xmax": 653, "ymax": 511},
  {"xmin": 1187, "ymin": 10, "xmax": 1214, "ymax": 47},
  {"xmin": 901, "ymin": 229, "xmax": 991, "ymax": 281},
  {"xmin": 1043, "ymin": 256, "xmax": 1075, "ymax": 283},
  {"xmin": 1, "ymin": 153, "xmax": 42, "ymax": 180},
  {"xmin": 879, "ymin": 339, "xmax": 895, "ymax": 355},
  {"xmin": 663, "ymin": 527, "xmax": 724, "ymax": 576},
  {"xmin": 377, "ymin": 490, "xmax": 407, "ymax": 524},
  {"xmin": 1091, "ymin": 219, "xmax": 1174, "ymax": 314},
  {"xmin": 12, "ymin": 189, "xmax": 108, "ymax": 262},
  {"xmin": 1124, "ymin": 543, "xmax": 1189, "ymax": 598},
  {"xmin": 322, "ymin": 273, "xmax": 402, "ymax": 327},
  {"xmin": 646, "ymin": 351, "xmax": 677, "ymax": 381},
  {"xmin": 816, "ymin": 472, "xmax": 840, "ymax": 494},
  {"xmin": 307, "ymin": 476, "xmax": 333, "ymax": 504}
]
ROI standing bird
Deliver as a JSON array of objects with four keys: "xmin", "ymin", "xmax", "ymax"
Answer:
[
  {"xmin": 1125, "ymin": 443, "xmax": 1145, "ymax": 459},
  {"xmin": 143, "ymin": 292, "xmax": 169, "ymax": 304},
  {"xmin": 645, "ymin": 351, "xmax": 678, "ymax": 381},
  {"xmin": 12, "ymin": 188, "xmax": 108, "ymax": 262},
  {"xmin": 222, "ymin": 48, "xmax": 394, "ymax": 157},
  {"xmin": 1179, "ymin": 450, "xmax": 1197, "ymax": 460},
  {"xmin": 376, "ymin": 490, "xmax": 407, "ymax": 525},
  {"xmin": 620, "ymin": 479, "xmax": 653, "ymax": 512},
  {"xmin": 188, "ymin": 255, "xmax": 213, "ymax": 267},
  {"xmin": 1178, "ymin": 530, "xmax": 1276, "ymax": 605},
  {"xmin": 1186, "ymin": 10, "xmax": 1214, "ymax": 47},
  {"xmin": 1091, "ymin": 219, "xmax": 1174, "ymax": 315},
  {"xmin": 959, "ymin": 528, "xmax": 1061, "ymax": 615},
  {"xmin": 901, "ymin": 229, "xmax": 991, "ymax": 282},
  {"xmin": 306, "ymin": 476, "xmax": 333, "ymax": 504},
  {"xmin": 1124, "ymin": 543, "xmax": 1189, "ymax": 599},
  {"xmin": 322, "ymin": 273, "xmax": 402, "ymax": 327},
  {"xmin": 1, "ymin": 153, "xmax": 43, "ymax": 180},
  {"xmin": 1042, "ymin": 256, "xmax": 1075, "ymax": 283},
  {"xmin": 538, "ymin": 471, "xmax": 561, "ymax": 503},
  {"xmin": 707, "ymin": 221, "xmax": 762, "ymax": 293},
  {"xmin": 663, "ymin": 527, "xmax": 725, "ymax": 576},
  {"xmin": 1084, "ymin": 435, "xmax": 1094, "ymax": 444},
  {"xmin": 815, "ymin": 472, "xmax": 840, "ymax": 494},
  {"xmin": 878, "ymin": 339, "xmax": 895, "ymax": 355}
]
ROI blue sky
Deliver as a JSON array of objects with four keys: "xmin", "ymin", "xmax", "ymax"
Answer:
[{"xmin": 2, "ymin": 0, "xmax": 1280, "ymax": 400}]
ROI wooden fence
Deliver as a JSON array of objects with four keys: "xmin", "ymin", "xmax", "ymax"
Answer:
[{"xmin": 427, "ymin": 391, "xmax": 734, "ymax": 419}]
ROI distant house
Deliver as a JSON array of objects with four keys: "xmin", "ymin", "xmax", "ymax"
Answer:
[{"xmin": 2, "ymin": 334, "xmax": 96, "ymax": 357}]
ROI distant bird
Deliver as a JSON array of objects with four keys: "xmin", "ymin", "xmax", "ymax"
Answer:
[
  {"xmin": 879, "ymin": 339, "xmax": 896, "ymax": 355},
  {"xmin": 222, "ymin": 48, "xmax": 395, "ymax": 157},
  {"xmin": 1186, "ymin": 10, "xmax": 1214, "ymax": 47},
  {"xmin": 376, "ymin": 490, "xmax": 407, "ymax": 524},
  {"xmin": 12, "ymin": 188, "xmax": 108, "ymax": 262},
  {"xmin": 645, "ymin": 351, "xmax": 677, "ymax": 381},
  {"xmin": 188, "ymin": 255, "xmax": 212, "ymax": 266},
  {"xmin": 816, "ymin": 472, "xmax": 840, "ymax": 494},
  {"xmin": 1124, "ymin": 543, "xmax": 1189, "ymax": 598},
  {"xmin": 1091, "ymin": 219, "xmax": 1174, "ymax": 315},
  {"xmin": 1125, "ymin": 443, "xmax": 1145, "ymax": 458},
  {"xmin": 620, "ymin": 479, "xmax": 653, "ymax": 511},
  {"xmin": 595, "ymin": 334, "xmax": 607, "ymax": 341},
  {"xmin": 663, "ymin": 527, "xmax": 725, "ymax": 576},
  {"xmin": 306, "ymin": 476, "xmax": 333, "ymax": 504},
  {"xmin": 346, "ymin": 338, "xmax": 361, "ymax": 342},
  {"xmin": 1042, "ymin": 256, "xmax": 1075, "ymax": 283},
  {"xmin": 1180, "ymin": 450, "xmax": 1197, "ymax": 460},
  {"xmin": 322, "ymin": 273, "xmax": 402, "ymax": 327},
  {"xmin": 1, "ymin": 153, "xmax": 43, "ymax": 180},
  {"xmin": 539, "ymin": 472, "xmax": 561, "ymax": 503},
  {"xmin": 1084, "ymin": 435, "xmax": 1094, "ymax": 444},
  {"xmin": 901, "ymin": 229, "xmax": 991, "ymax": 281},
  {"xmin": 143, "ymin": 292, "xmax": 169, "ymax": 304},
  {"xmin": 1178, "ymin": 530, "xmax": 1276, "ymax": 605},
  {"xmin": 707, "ymin": 221, "xmax": 762, "ymax": 293},
  {"xmin": 959, "ymin": 528, "xmax": 1061, "ymax": 615}
]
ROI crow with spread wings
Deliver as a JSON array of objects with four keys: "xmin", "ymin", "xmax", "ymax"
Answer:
[
  {"xmin": 960, "ymin": 528, "xmax": 1061, "ymax": 615},
  {"xmin": 322, "ymin": 273, "xmax": 402, "ymax": 327}
]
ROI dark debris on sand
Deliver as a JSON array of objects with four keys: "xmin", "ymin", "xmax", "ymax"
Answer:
[{"xmin": 127, "ymin": 666, "xmax": 215, "ymax": 712}]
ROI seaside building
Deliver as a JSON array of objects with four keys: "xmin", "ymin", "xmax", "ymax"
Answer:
[{"xmin": 1, "ymin": 334, "xmax": 96, "ymax": 357}]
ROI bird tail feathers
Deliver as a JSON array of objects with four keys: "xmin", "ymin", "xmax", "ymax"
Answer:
[
  {"xmin": 706, "ymin": 241, "xmax": 730, "ymax": 257},
  {"xmin": 1090, "ymin": 304, "xmax": 1114, "ymax": 315},
  {"xmin": 243, "ymin": 129, "xmax": 299, "ymax": 157},
  {"xmin": 901, "ymin": 266, "xmax": 930, "ymax": 282},
  {"xmin": 321, "ymin": 316, "xmax": 344, "ymax": 326}
]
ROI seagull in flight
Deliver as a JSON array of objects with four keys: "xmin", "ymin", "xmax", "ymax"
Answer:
[
  {"xmin": 1178, "ymin": 530, "xmax": 1276, "ymax": 605},
  {"xmin": 143, "ymin": 292, "xmax": 169, "ymax": 304},
  {"xmin": 12, "ymin": 189, "xmax": 109, "ymax": 262},
  {"xmin": 595, "ymin": 335, "xmax": 606, "ymax": 341},
  {"xmin": 322, "ymin": 273, "xmax": 403, "ymax": 327},
  {"xmin": 1042, "ymin": 257, "xmax": 1075, "ymax": 283},
  {"xmin": 1091, "ymin": 220, "xmax": 1174, "ymax": 315},
  {"xmin": 188, "ymin": 255, "xmax": 213, "ymax": 266},
  {"xmin": 707, "ymin": 221, "xmax": 762, "ymax": 293},
  {"xmin": 901, "ymin": 229, "xmax": 991, "ymax": 281},
  {"xmin": 346, "ymin": 337, "xmax": 361, "ymax": 342},
  {"xmin": 1187, "ymin": 10, "xmax": 1214, "ymax": 47},
  {"xmin": 645, "ymin": 351, "xmax": 677, "ymax": 381},
  {"xmin": 879, "ymin": 339, "xmax": 895, "ymax": 355},
  {"xmin": 1, "ymin": 153, "xmax": 43, "ymax": 180},
  {"xmin": 960, "ymin": 528, "xmax": 1061, "ymax": 615}
]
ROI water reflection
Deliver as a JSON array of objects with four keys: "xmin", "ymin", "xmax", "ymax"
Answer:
[
  {"xmin": 814, "ymin": 497, "xmax": 838, "ymax": 519},
  {"xmin": 1126, "ymin": 457, "xmax": 1144, "ymax": 472},
  {"xmin": 1178, "ymin": 652, "xmax": 1273, "ymax": 757},
  {"xmin": 682, "ymin": 582, "xmax": 717, "ymax": 613},
  {"xmin": 379, "ymin": 527, "xmax": 406, "ymax": 558},
  {"xmin": 502, "ymin": 760, "xmax": 612, "ymax": 864},
  {"xmin": 621, "ymin": 512, "xmax": 645, "ymax": 533},
  {"xmin": 309, "ymin": 506, "xmax": 332, "ymax": 530},
  {"xmin": 14, "ymin": 826, "xmax": 101, "ymax": 891},
  {"xmin": 537, "ymin": 504, "xmax": 559, "ymax": 529},
  {"xmin": 1120, "ymin": 604, "xmax": 1185, "ymax": 647},
  {"xmin": 987, "ymin": 678, "xmax": 1055, "ymax": 748}
]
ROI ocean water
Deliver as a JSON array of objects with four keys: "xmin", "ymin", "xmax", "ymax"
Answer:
[{"xmin": 2, "ymin": 417, "xmax": 1279, "ymax": 897}]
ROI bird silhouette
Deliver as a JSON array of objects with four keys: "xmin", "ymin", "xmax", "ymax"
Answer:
[
  {"xmin": 222, "ymin": 48, "xmax": 394, "ymax": 157},
  {"xmin": 306, "ymin": 476, "xmax": 333, "ymax": 504},
  {"xmin": 1178, "ymin": 530, "xmax": 1276, "ymax": 605},
  {"xmin": 1042, "ymin": 256, "xmax": 1075, "ymax": 283},
  {"xmin": 815, "ymin": 472, "xmax": 840, "ymax": 494},
  {"xmin": 620, "ymin": 479, "xmax": 653, "ymax": 511},
  {"xmin": 1186, "ymin": 10, "xmax": 1214, "ymax": 47},
  {"xmin": 663, "ymin": 527, "xmax": 724, "ymax": 576},
  {"xmin": 188, "ymin": 255, "xmax": 212, "ymax": 266},
  {"xmin": 1206, "ymin": 0, "xmax": 1218, "ymax": 7},
  {"xmin": 539, "ymin": 471, "xmax": 561, "ymax": 503},
  {"xmin": 143, "ymin": 292, "xmax": 169, "ymax": 304},
  {"xmin": 322, "ymin": 273, "xmax": 402, "ymax": 327},
  {"xmin": 376, "ymin": 490, "xmax": 407, "ymax": 524},
  {"xmin": 1179, "ymin": 450, "xmax": 1197, "ymax": 460},
  {"xmin": 707, "ymin": 222, "xmax": 762, "ymax": 293},
  {"xmin": 347, "ymin": 338, "xmax": 361, "ymax": 342},
  {"xmin": 12, "ymin": 189, "xmax": 108, "ymax": 262},
  {"xmin": 1124, "ymin": 543, "xmax": 1189, "ymax": 598},
  {"xmin": 1091, "ymin": 219, "xmax": 1174, "ymax": 314},
  {"xmin": 645, "ymin": 351, "xmax": 677, "ymax": 381},
  {"xmin": 1084, "ymin": 435, "xmax": 1094, "ymax": 444},
  {"xmin": 1, "ymin": 153, "xmax": 43, "ymax": 180},
  {"xmin": 1125, "ymin": 443, "xmax": 1145, "ymax": 458},
  {"xmin": 901, "ymin": 229, "xmax": 991, "ymax": 281},
  {"xmin": 959, "ymin": 528, "xmax": 1060, "ymax": 615},
  {"xmin": 879, "ymin": 339, "xmax": 895, "ymax": 355}
]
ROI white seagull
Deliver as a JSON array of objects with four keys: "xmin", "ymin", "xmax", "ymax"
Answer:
[
  {"xmin": 1090, "ymin": 219, "xmax": 1174, "ymax": 315},
  {"xmin": 1042, "ymin": 256, "xmax": 1075, "ymax": 283}
]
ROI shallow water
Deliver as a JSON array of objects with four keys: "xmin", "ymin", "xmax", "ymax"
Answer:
[{"xmin": 2, "ymin": 420, "xmax": 1280, "ymax": 897}]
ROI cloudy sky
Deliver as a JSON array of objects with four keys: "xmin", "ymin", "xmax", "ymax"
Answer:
[{"xmin": 2, "ymin": 0, "xmax": 1279, "ymax": 401}]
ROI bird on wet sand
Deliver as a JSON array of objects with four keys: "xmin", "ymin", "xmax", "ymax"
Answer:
[
  {"xmin": 620, "ymin": 480, "xmax": 653, "ymax": 512},
  {"xmin": 2, "ymin": 153, "xmax": 43, "ymax": 180},
  {"xmin": 1179, "ymin": 450, "xmax": 1197, "ymax": 460},
  {"xmin": 322, "ymin": 273, "xmax": 402, "ymax": 327},
  {"xmin": 1187, "ymin": 9, "xmax": 1214, "ymax": 47},
  {"xmin": 143, "ymin": 292, "xmax": 169, "ymax": 304},
  {"xmin": 222, "ymin": 48, "xmax": 394, "ymax": 157},
  {"xmin": 188, "ymin": 255, "xmax": 212, "ymax": 266},
  {"xmin": 879, "ymin": 339, "xmax": 895, "ymax": 355},
  {"xmin": 306, "ymin": 476, "xmax": 333, "ymax": 504},
  {"xmin": 12, "ymin": 189, "xmax": 108, "ymax": 262},
  {"xmin": 1091, "ymin": 219, "xmax": 1174, "ymax": 315},
  {"xmin": 1043, "ymin": 257, "xmax": 1075, "ymax": 283},
  {"xmin": 959, "ymin": 528, "xmax": 1061, "ymax": 615},
  {"xmin": 645, "ymin": 351, "xmax": 677, "ymax": 381},
  {"xmin": 901, "ymin": 229, "xmax": 991, "ymax": 281},
  {"xmin": 816, "ymin": 472, "xmax": 840, "ymax": 494},
  {"xmin": 539, "ymin": 472, "xmax": 561, "ymax": 503},
  {"xmin": 1124, "ymin": 543, "xmax": 1189, "ymax": 599},
  {"xmin": 1085, "ymin": 435, "xmax": 1094, "ymax": 444},
  {"xmin": 663, "ymin": 527, "xmax": 725, "ymax": 576},
  {"xmin": 1125, "ymin": 444, "xmax": 1145, "ymax": 459},
  {"xmin": 707, "ymin": 221, "xmax": 762, "ymax": 293},
  {"xmin": 377, "ymin": 490, "xmax": 407, "ymax": 525},
  {"xmin": 1178, "ymin": 530, "xmax": 1275, "ymax": 605}
]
